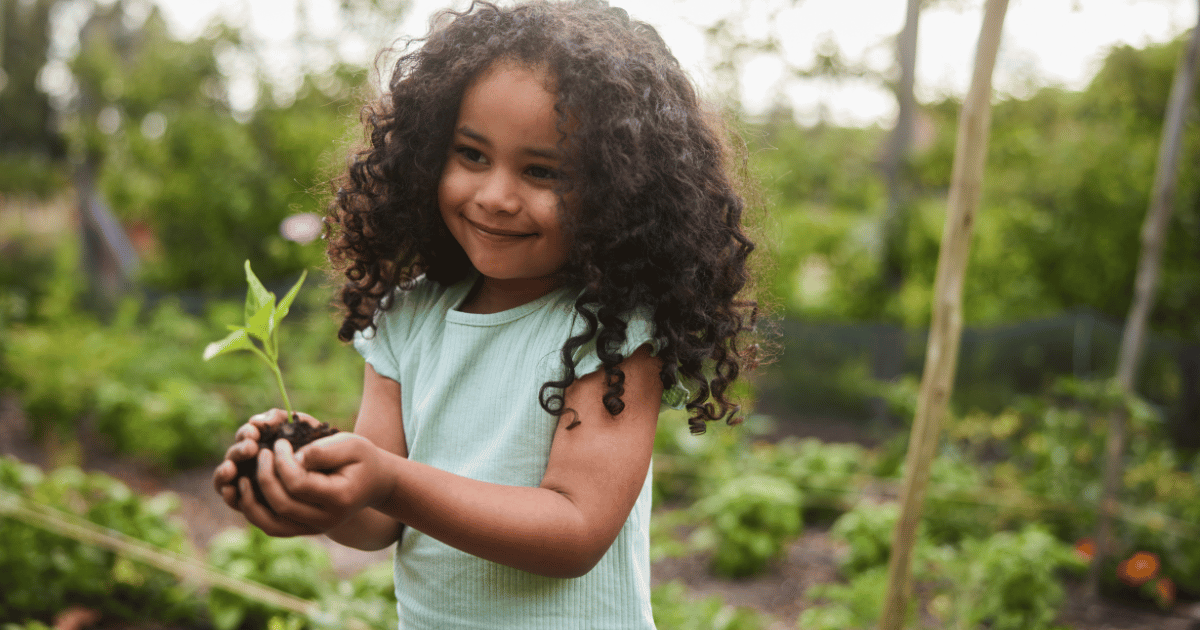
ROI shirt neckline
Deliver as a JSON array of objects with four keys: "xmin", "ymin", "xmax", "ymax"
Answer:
[{"xmin": 445, "ymin": 275, "xmax": 575, "ymax": 327}]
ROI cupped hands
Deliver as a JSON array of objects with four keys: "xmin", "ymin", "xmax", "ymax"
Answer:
[{"xmin": 212, "ymin": 409, "xmax": 395, "ymax": 537}]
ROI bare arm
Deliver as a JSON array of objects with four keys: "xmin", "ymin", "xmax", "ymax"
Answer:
[
  {"xmin": 322, "ymin": 363, "xmax": 407, "ymax": 551},
  {"xmin": 255, "ymin": 344, "xmax": 662, "ymax": 578}
]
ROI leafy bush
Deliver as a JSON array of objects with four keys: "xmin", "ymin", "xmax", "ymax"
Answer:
[
  {"xmin": 0, "ymin": 456, "xmax": 200, "ymax": 625},
  {"xmin": 755, "ymin": 437, "xmax": 866, "ymax": 518},
  {"xmin": 651, "ymin": 410, "xmax": 746, "ymax": 505},
  {"xmin": 312, "ymin": 561, "xmax": 399, "ymax": 630},
  {"xmin": 949, "ymin": 526, "xmax": 1085, "ymax": 630},
  {"xmin": 798, "ymin": 566, "xmax": 892, "ymax": 630},
  {"xmin": 0, "ymin": 236, "xmax": 59, "ymax": 326},
  {"xmin": 828, "ymin": 501, "xmax": 903, "ymax": 578},
  {"xmin": 651, "ymin": 580, "xmax": 767, "ymax": 630},
  {"xmin": 691, "ymin": 473, "xmax": 803, "ymax": 577},
  {"xmin": 5, "ymin": 298, "xmax": 244, "ymax": 468},
  {"xmin": 4, "ymin": 280, "xmax": 364, "ymax": 471},
  {"xmin": 205, "ymin": 527, "xmax": 333, "ymax": 630},
  {"xmin": 920, "ymin": 454, "xmax": 995, "ymax": 545}
]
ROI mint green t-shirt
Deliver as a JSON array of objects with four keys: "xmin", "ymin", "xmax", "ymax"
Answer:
[{"xmin": 354, "ymin": 274, "xmax": 674, "ymax": 629}]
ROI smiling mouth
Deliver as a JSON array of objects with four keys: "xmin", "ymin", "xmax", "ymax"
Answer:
[{"xmin": 464, "ymin": 217, "xmax": 536, "ymax": 238}]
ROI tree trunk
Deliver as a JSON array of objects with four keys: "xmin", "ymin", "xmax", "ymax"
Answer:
[
  {"xmin": 1088, "ymin": 6, "xmax": 1200, "ymax": 602},
  {"xmin": 878, "ymin": 1, "xmax": 1010, "ymax": 628},
  {"xmin": 870, "ymin": 0, "xmax": 922, "ymax": 428}
]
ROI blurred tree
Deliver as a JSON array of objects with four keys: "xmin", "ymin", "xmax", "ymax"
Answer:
[
  {"xmin": 0, "ymin": 0, "xmax": 68, "ymax": 197},
  {"xmin": 58, "ymin": 0, "xmax": 406, "ymax": 291},
  {"xmin": 0, "ymin": 0, "xmax": 59, "ymax": 155}
]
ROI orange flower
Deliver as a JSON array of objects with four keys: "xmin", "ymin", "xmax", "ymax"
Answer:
[
  {"xmin": 1074, "ymin": 538, "xmax": 1095, "ymax": 561},
  {"xmin": 1117, "ymin": 551, "xmax": 1160, "ymax": 587},
  {"xmin": 1153, "ymin": 576, "xmax": 1176, "ymax": 609}
]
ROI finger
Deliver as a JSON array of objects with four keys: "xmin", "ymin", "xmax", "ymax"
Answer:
[
  {"xmin": 255, "ymin": 446, "xmax": 332, "ymax": 524},
  {"xmin": 272, "ymin": 438, "xmax": 310, "ymax": 488},
  {"xmin": 296, "ymin": 432, "xmax": 368, "ymax": 471},
  {"xmin": 248, "ymin": 409, "xmax": 288, "ymax": 430},
  {"xmin": 218, "ymin": 484, "xmax": 240, "ymax": 510},
  {"xmin": 236, "ymin": 477, "xmax": 316, "ymax": 537},
  {"xmin": 293, "ymin": 411, "xmax": 320, "ymax": 427},
  {"xmin": 224, "ymin": 437, "xmax": 259, "ymax": 463},
  {"xmin": 213, "ymin": 459, "xmax": 236, "ymax": 493}
]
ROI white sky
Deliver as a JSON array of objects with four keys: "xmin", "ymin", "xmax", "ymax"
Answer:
[{"xmin": 152, "ymin": 0, "xmax": 1199, "ymax": 127}]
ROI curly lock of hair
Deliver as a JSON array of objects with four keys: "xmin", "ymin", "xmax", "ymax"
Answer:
[{"xmin": 326, "ymin": 0, "xmax": 760, "ymax": 434}]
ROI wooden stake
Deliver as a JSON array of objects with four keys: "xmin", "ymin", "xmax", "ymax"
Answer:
[
  {"xmin": 1089, "ymin": 4, "xmax": 1200, "ymax": 602},
  {"xmin": 878, "ymin": 1, "xmax": 1010, "ymax": 628}
]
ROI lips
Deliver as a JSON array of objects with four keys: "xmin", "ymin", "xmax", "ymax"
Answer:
[{"xmin": 464, "ymin": 216, "xmax": 536, "ymax": 238}]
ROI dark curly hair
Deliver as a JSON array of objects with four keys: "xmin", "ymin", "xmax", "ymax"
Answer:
[{"xmin": 326, "ymin": 0, "xmax": 759, "ymax": 434}]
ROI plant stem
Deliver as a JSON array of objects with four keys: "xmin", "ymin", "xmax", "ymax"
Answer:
[
  {"xmin": 270, "ymin": 363, "xmax": 294, "ymax": 419},
  {"xmin": 248, "ymin": 344, "xmax": 294, "ymax": 417}
]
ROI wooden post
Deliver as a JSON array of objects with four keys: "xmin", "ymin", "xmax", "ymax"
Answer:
[
  {"xmin": 1089, "ymin": 4, "xmax": 1200, "ymax": 601},
  {"xmin": 877, "ymin": 1, "xmax": 1010, "ymax": 628}
]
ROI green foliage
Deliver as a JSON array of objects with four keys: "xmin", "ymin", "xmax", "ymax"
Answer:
[
  {"xmin": 311, "ymin": 561, "xmax": 400, "ymax": 630},
  {"xmin": 949, "ymin": 526, "xmax": 1085, "ymax": 630},
  {"xmin": 0, "ymin": 0, "xmax": 59, "ymax": 158},
  {"xmin": 753, "ymin": 437, "xmax": 866, "ymax": 517},
  {"xmin": 2, "ymin": 253, "xmax": 362, "ymax": 470},
  {"xmin": 691, "ymin": 474, "xmax": 803, "ymax": 577},
  {"xmin": 206, "ymin": 528, "xmax": 332, "ymax": 630},
  {"xmin": 0, "ymin": 456, "xmax": 200, "ymax": 625},
  {"xmin": 749, "ymin": 33, "xmax": 1200, "ymax": 344},
  {"xmin": 944, "ymin": 380, "xmax": 1200, "ymax": 596},
  {"xmin": 0, "ymin": 155, "xmax": 67, "ymax": 198},
  {"xmin": 65, "ymin": 6, "xmax": 358, "ymax": 291},
  {"xmin": 828, "ymin": 502, "xmax": 902, "ymax": 577},
  {"xmin": 0, "ymin": 235, "xmax": 59, "ymax": 326},
  {"xmin": 920, "ymin": 454, "xmax": 994, "ymax": 545},
  {"xmin": 5, "ymin": 299, "xmax": 240, "ymax": 468},
  {"xmin": 651, "ymin": 581, "xmax": 767, "ymax": 630},
  {"xmin": 651, "ymin": 409, "xmax": 746, "ymax": 505},
  {"xmin": 798, "ymin": 566, "xmax": 892, "ymax": 630}
]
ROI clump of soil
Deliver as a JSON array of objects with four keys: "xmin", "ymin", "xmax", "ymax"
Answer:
[{"xmin": 234, "ymin": 415, "xmax": 339, "ymax": 511}]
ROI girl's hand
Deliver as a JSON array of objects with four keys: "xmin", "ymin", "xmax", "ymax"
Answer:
[
  {"xmin": 240, "ymin": 431, "xmax": 396, "ymax": 537},
  {"xmin": 212, "ymin": 409, "xmax": 292, "ymax": 510}
]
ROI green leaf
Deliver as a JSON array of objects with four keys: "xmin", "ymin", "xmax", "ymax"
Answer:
[
  {"xmin": 244, "ymin": 260, "xmax": 273, "ymax": 325},
  {"xmin": 203, "ymin": 328, "xmax": 254, "ymax": 360},
  {"xmin": 274, "ymin": 270, "xmax": 307, "ymax": 324},
  {"xmin": 246, "ymin": 298, "xmax": 276, "ymax": 345}
]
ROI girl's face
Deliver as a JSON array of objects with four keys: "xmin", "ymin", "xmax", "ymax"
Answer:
[{"xmin": 439, "ymin": 60, "xmax": 572, "ymax": 296}]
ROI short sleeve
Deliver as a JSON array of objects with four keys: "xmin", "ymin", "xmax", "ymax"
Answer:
[
  {"xmin": 568, "ymin": 307, "xmax": 690, "ymax": 410},
  {"xmin": 352, "ymin": 285, "xmax": 427, "ymax": 383}
]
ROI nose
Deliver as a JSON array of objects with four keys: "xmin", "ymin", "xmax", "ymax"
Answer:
[{"xmin": 475, "ymin": 169, "xmax": 521, "ymax": 215}]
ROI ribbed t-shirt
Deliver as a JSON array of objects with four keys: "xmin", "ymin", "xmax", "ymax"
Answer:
[{"xmin": 353, "ymin": 274, "xmax": 676, "ymax": 629}]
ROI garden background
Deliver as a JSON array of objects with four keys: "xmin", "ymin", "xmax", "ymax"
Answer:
[{"xmin": 2, "ymin": 0, "xmax": 1200, "ymax": 628}]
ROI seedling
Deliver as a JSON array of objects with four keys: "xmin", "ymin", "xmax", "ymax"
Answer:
[
  {"xmin": 204, "ymin": 260, "xmax": 307, "ymax": 417},
  {"xmin": 204, "ymin": 261, "xmax": 338, "ymax": 509}
]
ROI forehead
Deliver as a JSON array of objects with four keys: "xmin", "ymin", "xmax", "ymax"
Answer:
[
  {"xmin": 456, "ymin": 60, "xmax": 565, "ymax": 139},
  {"xmin": 461, "ymin": 60, "xmax": 557, "ymax": 108}
]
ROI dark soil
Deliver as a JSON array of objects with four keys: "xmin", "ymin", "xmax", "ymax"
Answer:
[{"xmin": 233, "ymin": 416, "xmax": 339, "ymax": 511}]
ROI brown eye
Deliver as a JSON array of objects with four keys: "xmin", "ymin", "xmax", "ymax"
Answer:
[
  {"xmin": 527, "ymin": 165, "xmax": 560, "ymax": 180},
  {"xmin": 456, "ymin": 146, "xmax": 486, "ymax": 164}
]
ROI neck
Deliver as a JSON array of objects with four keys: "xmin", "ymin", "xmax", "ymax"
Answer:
[{"xmin": 459, "ymin": 274, "xmax": 562, "ymax": 314}]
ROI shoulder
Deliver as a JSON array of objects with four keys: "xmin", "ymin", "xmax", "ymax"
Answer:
[
  {"xmin": 377, "ymin": 274, "xmax": 474, "ymax": 323},
  {"xmin": 354, "ymin": 274, "xmax": 474, "ymax": 349}
]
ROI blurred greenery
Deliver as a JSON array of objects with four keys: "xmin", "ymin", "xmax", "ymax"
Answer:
[{"xmin": 1, "ymin": 0, "xmax": 1199, "ymax": 626}]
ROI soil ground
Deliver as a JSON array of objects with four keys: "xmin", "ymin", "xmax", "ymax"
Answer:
[{"xmin": 3, "ymin": 397, "xmax": 1198, "ymax": 630}]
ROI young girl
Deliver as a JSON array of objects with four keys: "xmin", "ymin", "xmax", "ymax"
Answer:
[{"xmin": 213, "ymin": 0, "xmax": 758, "ymax": 627}]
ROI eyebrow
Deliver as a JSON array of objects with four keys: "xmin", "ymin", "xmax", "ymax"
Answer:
[{"xmin": 456, "ymin": 125, "xmax": 563, "ymax": 161}]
